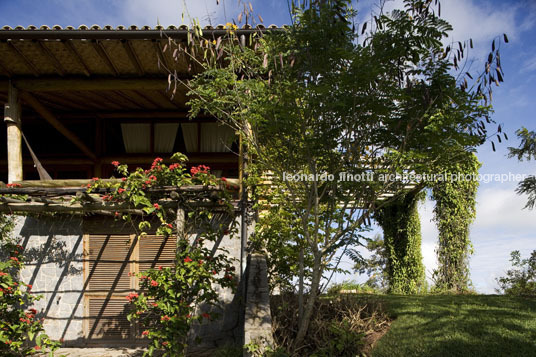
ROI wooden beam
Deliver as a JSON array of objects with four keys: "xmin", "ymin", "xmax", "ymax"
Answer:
[
  {"xmin": 7, "ymin": 41, "xmax": 40, "ymax": 77},
  {"xmin": 35, "ymin": 41, "xmax": 66, "ymax": 76},
  {"xmin": 122, "ymin": 40, "xmax": 144, "ymax": 75},
  {"xmin": 62, "ymin": 40, "xmax": 91, "ymax": 77},
  {"xmin": 20, "ymin": 91, "xmax": 97, "ymax": 160},
  {"xmin": 10, "ymin": 78, "xmax": 169, "ymax": 92},
  {"xmin": 4, "ymin": 82, "xmax": 23, "ymax": 183},
  {"xmin": 93, "ymin": 40, "xmax": 120, "ymax": 76},
  {"xmin": 0, "ymin": 59, "xmax": 12, "ymax": 78}
]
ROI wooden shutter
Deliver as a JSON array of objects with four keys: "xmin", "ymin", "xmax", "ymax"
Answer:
[
  {"xmin": 139, "ymin": 235, "xmax": 176, "ymax": 272},
  {"xmin": 86, "ymin": 235, "xmax": 133, "ymax": 293},
  {"xmin": 83, "ymin": 233, "xmax": 176, "ymax": 345},
  {"xmin": 87, "ymin": 298, "xmax": 133, "ymax": 340}
]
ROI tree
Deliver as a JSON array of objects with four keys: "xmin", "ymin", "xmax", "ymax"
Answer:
[
  {"xmin": 508, "ymin": 127, "xmax": 536, "ymax": 209},
  {"xmin": 163, "ymin": 0, "xmax": 505, "ymax": 351},
  {"xmin": 497, "ymin": 250, "xmax": 536, "ymax": 296}
]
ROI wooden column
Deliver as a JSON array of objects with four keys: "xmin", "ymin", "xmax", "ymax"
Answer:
[{"xmin": 4, "ymin": 82, "xmax": 23, "ymax": 183}]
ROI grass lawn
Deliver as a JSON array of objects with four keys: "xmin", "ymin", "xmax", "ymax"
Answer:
[{"xmin": 369, "ymin": 294, "xmax": 536, "ymax": 357}]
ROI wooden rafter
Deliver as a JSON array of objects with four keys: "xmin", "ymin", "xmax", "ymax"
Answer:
[
  {"xmin": 112, "ymin": 90, "xmax": 143, "ymax": 109},
  {"xmin": 92, "ymin": 40, "xmax": 120, "ymax": 76},
  {"xmin": 6, "ymin": 41, "xmax": 39, "ymax": 77},
  {"xmin": 0, "ymin": 78, "xmax": 168, "ymax": 91},
  {"xmin": 122, "ymin": 40, "xmax": 144, "ymax": 75},
  {"xmin": 20, "ymin": 91, "xmax": 97, "ymax": 160},
  {"xmin": 0, "ymin": 58, "xmax": 12, "ymax": 77},
  {"xmin": 35, "ymin": 41, "xmax": 66, "ymax": 76},
  {"xmin": 62, "ymin": 40, "xmax": 91, "ymax": 77},
  {"xmin": 132, "ymin": 90, "xmax": 160, "ymax": 108}
]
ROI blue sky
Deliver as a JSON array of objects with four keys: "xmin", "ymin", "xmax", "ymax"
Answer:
[{"xmin": 1, "ymin": 0, "xmax": 535, "ymax": 293}]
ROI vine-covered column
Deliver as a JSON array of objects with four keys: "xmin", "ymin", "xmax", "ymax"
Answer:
[
  {"xmin": 375, "ymin": 191, "xmax": 425, "ymax": 294},
  {"xmin": 431, "ymin": 153, "xmax": 480, "ymax": 292}
]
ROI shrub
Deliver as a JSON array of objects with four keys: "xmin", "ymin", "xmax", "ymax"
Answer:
[
  {"xmin": 271, "ymin": 294, "xmax": 390, "ymax": 356},
  {"xmin": 497, "ymin": 250, "xmax": 536, "ymax": 296},
  {"xmin": 0, "ymin": 242, "xmax": 60, "ymax": 355}
]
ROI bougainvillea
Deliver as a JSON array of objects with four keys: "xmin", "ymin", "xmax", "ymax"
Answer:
[
  {"xmin": 82, "ymin": 153, "xmax": 239, "ymax": 356},
  {"xmin": 0, "ymin": 242, "xmax": 60, "ymax": 355}
]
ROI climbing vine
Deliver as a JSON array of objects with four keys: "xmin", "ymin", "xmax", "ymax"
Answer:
[
  {"xmin": 431, "ymin": 152, "xmax": 480, "ymax": 292},
  {"xmin": 80, "ymin": 153, "xmax": 239, "ymax": 356},
  {"xmin": 374, "ymin": 191, "xmax": 425, "ymax": 294}
]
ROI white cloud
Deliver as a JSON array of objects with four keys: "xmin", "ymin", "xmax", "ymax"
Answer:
[{"xmin": 119, "ymin": 0, "xmax": 237, "ymax": 27}]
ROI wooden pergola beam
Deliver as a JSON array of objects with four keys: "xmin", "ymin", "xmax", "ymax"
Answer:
[
  {"xmin": 7, "ymin": 41, "xmax": 40, "ymax": 77},
  {"xmin": 93, "ymin": 40, "xmax": 120, "ymax": 76},
  {"xmin": 35, "ymin": 41, "xmax": 66, "ymax": 77},
  {"xmin": 20, "ymin": 91, "xmax": 97, "ymax": 160},
  {"xmin": 0, "ymin": 78, "xmax": 170, "ymax": 92},
  {"xmin": 4, "ymin": 82, "xmax": 23, "ymax": 183},
  {"xmin": 122, "ymin": 40, "xmax": 144, "ymax": 76},
  {"xmin": 62, "ymin": 40, "xmax": 91, "ymax": 77}
]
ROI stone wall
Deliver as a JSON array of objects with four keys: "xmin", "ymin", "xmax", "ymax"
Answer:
[
  {"xmin": 243, "ymin": 254, "xmax": 274, "ymax": 356},
  {"xmin": 14, "ymin": 215, "xmax": 85, "ymax": 343}
]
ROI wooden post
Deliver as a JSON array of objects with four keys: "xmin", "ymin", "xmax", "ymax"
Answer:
[
  {"xmin": 175, "ymin": 207, "xmax": 186, "ymax": 245},
  {"xmin": 4, "ymin": 82, "xmax": 23, "ymax": 183}
]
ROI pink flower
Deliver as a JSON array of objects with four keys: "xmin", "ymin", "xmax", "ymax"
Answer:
[
  {"xmin": 153, "ymin": 203, "xmax": 160, "ymax": 210},
  {"xmin": 92, "ymin": 177, "xmax": 99, "ymax": 181},
  {"xmin": 121, "ymin": 177, "xmax": 127, "ymax": 182},
  {"xmin": 111, "ymin": 161, "xmax": 120, "ymax": 167},
  {"xmin": 142, "ymin": 330, "xmax": 149, "ymax": 336},
  {"xmin": 151, "ymin": 280, "xmax": 158, "ymax": 287},
  {"xmin": 149, "ymin": 175, "xmax": 157, "ymax": 181}
]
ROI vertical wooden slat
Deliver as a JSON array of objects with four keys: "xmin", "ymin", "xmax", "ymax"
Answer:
[{"xmin": 4, "ymin": 82, "xmax": 22, "ymax": 183}]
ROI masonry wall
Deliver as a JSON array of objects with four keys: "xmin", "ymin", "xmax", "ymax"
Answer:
[
  {"xmin": 12, "ymin": 214, "xmax": 245, "ymax": 349},
  {"xmin": 14, "ymin": 215, "xmax": 85, "ymax": 343}
]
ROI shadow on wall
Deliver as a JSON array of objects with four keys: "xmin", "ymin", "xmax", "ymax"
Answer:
[{"xmin": 14, "ymin": 214, "xmax": 246, "ymax": 349}]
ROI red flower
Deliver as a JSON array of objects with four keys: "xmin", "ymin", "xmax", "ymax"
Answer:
[
  {"xmin": 151, "ymin": 302, "xmax": 158, "ymax": 307},
  {"xmin": 121, "ymin": 177, "xmax": 127, "ymax": 182},
  {"xmin": 161, "ymin": 315, "xmax": 170, "ymax": 321},
  {"xmin": 150, "ymin": 280, "xmax": 158, "ymax": 287},
  {"xmin": 153, "ymin": 203, "xmax": 160, "ymax": 210},
  {"xmin": 117, "ymin": 188, "xmax": 125, "ymax": 194},
  {"xmin": 158, "ymin": 265, "xmax": 163, "ymax": 270},
  {"xmin": 145, "ymin": 180, "xmax": 151, "ymax": 185},
  {"xmin": 126, "ymin": 292, "xmax": 139, "ymax": 302},
  {"xmin": 162, "ymin": 341, "xmax": 169, "ymax": 346},
  {"xmin": 202, "ymin": 313, "xmax": 210, "ymax": 319},
  {"xmin": 198, "ymin": 260, "xmax": 203, "ymax": 265},
  {"xmin": 29, "ymin": 308, "xmax": 37, "ymax": 315},
  {"xmin": 167, "ymin": 223, "xmax": 173, "ymax": 228},
  {"xmin": 212, "ymin": 270, "xmax": 217, "ymax": 275},
  {"xmin": 115, "ymin": 211, "xmax": 120, "ymax": 217},
  {"xmin": 183, "ymin": 256, "xmax": 192, "ymax": 263},
  {"xmin": 92, "ymin": 177, "xmax": 99, "ymax": 181},
  {"xmin": 149, "ymin": 175, "xmax": 157, "ymax": 181},
  {"xmin": 111, "ymin": 161, "xmax": 120, "ymax": 167},
  {"xmin": 34, "ymin": 346, "xmax": 41, "ymax": 351},
  {"xmin": 0, "ymin": 272, "xmax": 7, "ymax": 276},
  {"xmin": 10, "ymin": 257, "xmax": 18, "ymax": 262},
  {"xmin": 142, "ymin": 330, "xmax": 149, "ymax": 336},
  {"xmin": 169, "ymin": 163, "xmax": 181, "ymax": 170},
  {"xmin": 27, "ymin": 284, "xmax": 32, "ymax": 290},
  {"xmin": 221, "ymin": 177, "xmax": 227, "ymax": 182}
]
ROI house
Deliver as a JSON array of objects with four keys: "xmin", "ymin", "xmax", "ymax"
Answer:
[{"xmin": 0, "ymin": 24, "xmax": 273, "ymax": 353}]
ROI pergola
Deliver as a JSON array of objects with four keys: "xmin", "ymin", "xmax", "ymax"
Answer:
[{"xmin": 0, "ymin": 24, "xmax": 276, "ymax": 184}]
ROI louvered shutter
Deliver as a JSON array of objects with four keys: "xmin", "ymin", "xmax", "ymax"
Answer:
[
  {"xmin": 139, "ymin": 235, "xmax": 176, "ymax": 271},
  {"xmin": 83, "ymin": 233, "xmax": 176, "ymax": 345}
]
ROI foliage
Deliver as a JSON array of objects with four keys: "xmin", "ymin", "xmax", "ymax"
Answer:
[
  {"xmin": 0, "ymin": 238, "xmax": 60, "ymax": 355},
  {"xmin": 496, "ymin": 250, "xmax": 536, "ymax": 296},
  {"xmin": 270, "ymin": 294, "xmax": 389, "ymax": 357},
  {"xmin": 374, "ymin": 191, "xmax": 426, "ymax": 294},
  {"xmin": 352, "ymin": 234, "xmax": 389, "ymax": 291},
  {"xmin": 371, "ymin": 294, "xmax": 536, "ymax": 356},
  {"xmin": 326, "ymin": 280, "xmax": 383, "ymax": 295},
  {"xmin": 508, "ymin": 127, "xmax": 536, "ymax": 209},
  {"xmin": 171, "ymin": 0, "xmax": 504, "ymax": 350},
  {"xmin": 431, "ymin": 152, "xmax": 480, "ymax": 292},
  {"xmin": 83, "ymin": 154, "xmax": 238, "ymax": 356}
]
